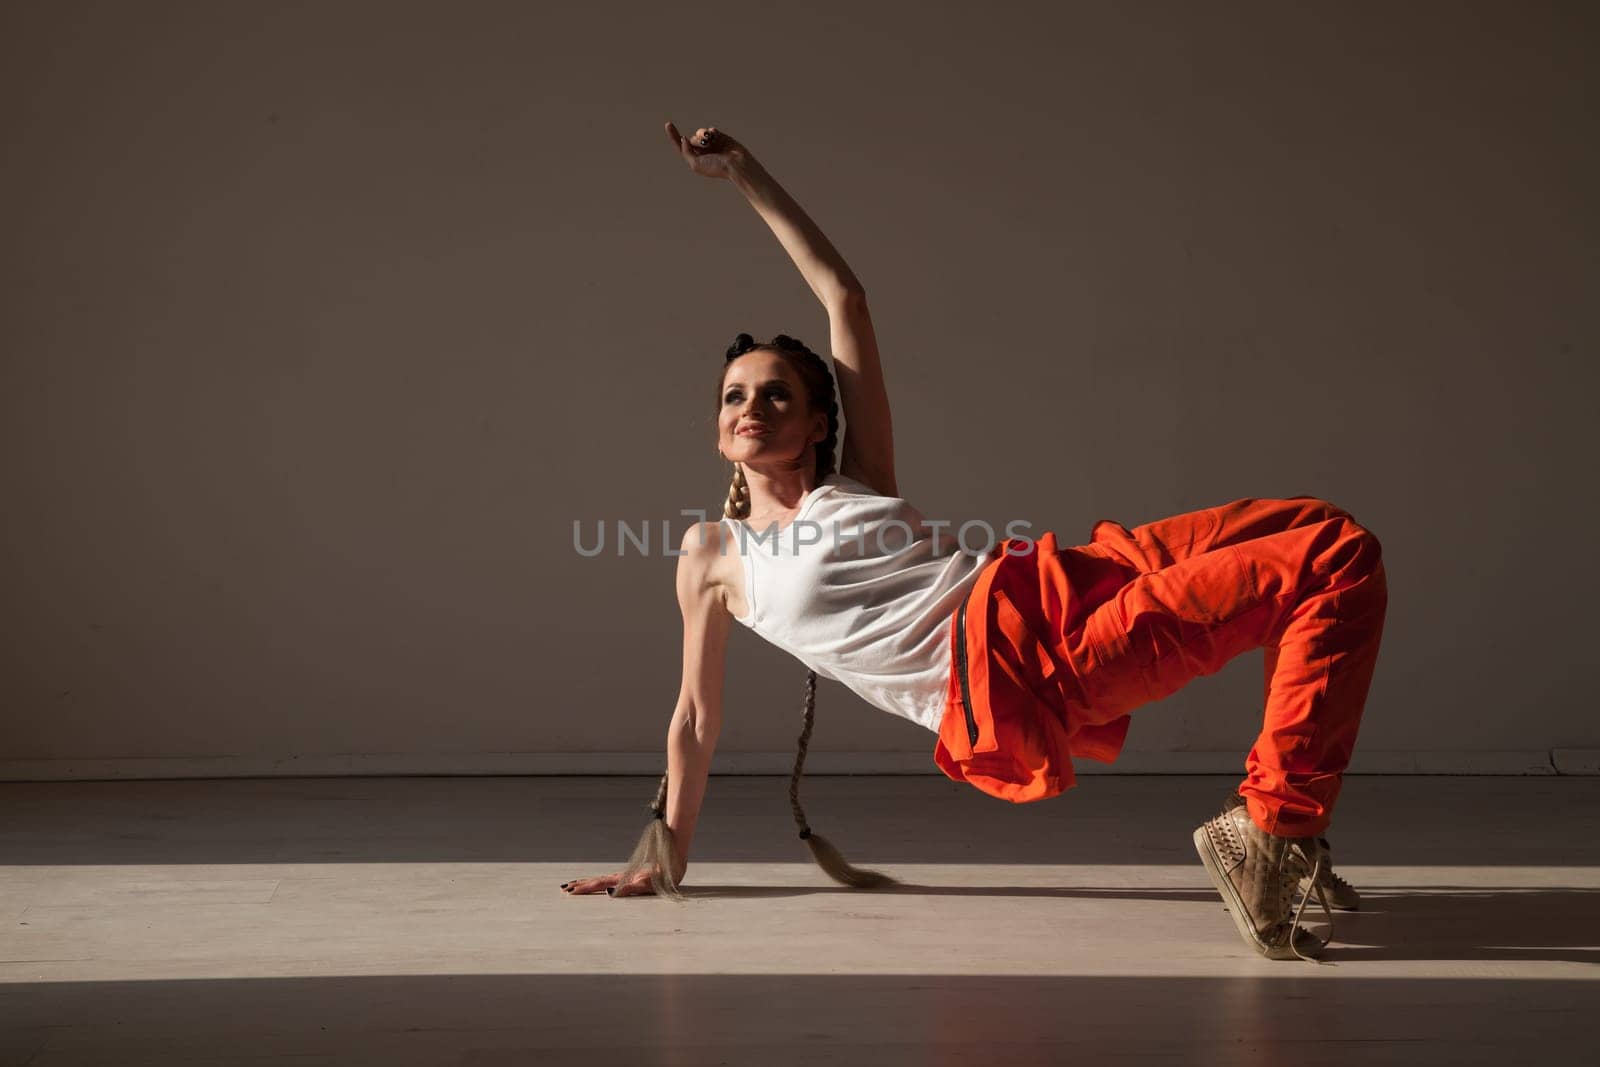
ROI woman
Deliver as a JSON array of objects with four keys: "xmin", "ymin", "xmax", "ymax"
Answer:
[{"xmin": 559, "ymin": 123, "xmax": 1389, "ymax": 963}]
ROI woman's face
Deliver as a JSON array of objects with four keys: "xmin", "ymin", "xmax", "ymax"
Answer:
[{"xmin": 718, "ymin": 350, "xmax": 825, "ymax": 472}]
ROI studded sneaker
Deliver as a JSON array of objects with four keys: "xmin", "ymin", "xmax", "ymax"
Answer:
[
  {"xmin": 1193, "ymin": 804, "xmax": 1333, "ymax": 961},
  {"xmin": 1223, "ymin": 792, "xmax": 1360, "ymax": 911}
]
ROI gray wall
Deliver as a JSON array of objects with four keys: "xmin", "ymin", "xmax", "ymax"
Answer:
[{"xmin": 2, "ymin": 1, "xmax": 1594, "ymax": 777}]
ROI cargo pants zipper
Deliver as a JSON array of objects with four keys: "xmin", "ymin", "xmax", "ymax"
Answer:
[{"xmin": 956, "ymin": 597, "xmax": 978, "ymax": 746}]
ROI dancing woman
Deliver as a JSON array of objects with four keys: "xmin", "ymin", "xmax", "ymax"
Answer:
[{"xmin": 558, "ymin": 123, "xmax": 1389, "ymax": 962}]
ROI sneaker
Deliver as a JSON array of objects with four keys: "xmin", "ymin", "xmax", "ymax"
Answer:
[
  {"xmin": 1193, "ymin": 805, "xmax": 1333, "ymax": 962},
  {"xmin": 1223, "ymin": 792, "xmax": 1360, "ymax": 911}
]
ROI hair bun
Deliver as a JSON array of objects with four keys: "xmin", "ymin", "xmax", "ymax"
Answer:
[{"xmin": 724, "ymin": 332, "xmax": 758, "ymax": 361}]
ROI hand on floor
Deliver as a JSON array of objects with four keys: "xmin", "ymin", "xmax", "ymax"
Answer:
[{"xmin": 559, "ymin": 868, "xmax": 665, "ymax": 897}]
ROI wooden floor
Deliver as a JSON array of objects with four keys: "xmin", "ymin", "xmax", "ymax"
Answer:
[{"xmin": 2, "ymin": 774, "xmax": 1597, "ymax": 1065}]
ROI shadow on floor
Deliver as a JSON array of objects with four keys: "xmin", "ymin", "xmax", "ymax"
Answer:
[{"xmin": 676, "ymin": 883, "xmax": 1600, "ymax": 964}]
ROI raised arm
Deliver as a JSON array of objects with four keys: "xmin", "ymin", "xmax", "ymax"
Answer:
[
  {"xmin": 664, "ymin": 122, "xmax": 899, "ymax": 498},
  {"xmin": 825, "ymin": 293, "xmax": 898, "ymax": 498},
  {"xmin": 562, "ymin": 521, "xmax": 729, "ymax": 897}
]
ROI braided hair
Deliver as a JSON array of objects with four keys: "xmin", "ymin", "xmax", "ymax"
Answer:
[{"xmin": 614, "ymin": 332, "xmax": 897, "ymax": 900}]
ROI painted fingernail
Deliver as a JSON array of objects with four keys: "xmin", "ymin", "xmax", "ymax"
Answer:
[
  {"xmin": 606, "ymin": 887, "xmax": 617, "ymax": 896},
  {"xmin": 560, "ymin": 882, "xmax": 569, "ymax": 888}
]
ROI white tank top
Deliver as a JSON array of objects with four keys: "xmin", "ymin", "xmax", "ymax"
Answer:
[{"xmin": 721, "ymin": 473, "xmax": 994, "ymax": 732}]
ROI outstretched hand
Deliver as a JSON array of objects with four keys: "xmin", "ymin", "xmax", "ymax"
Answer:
[
  {"xmin": 560, "ymin": 867, "xmax": 670, "ymax": 898},
  {"xmin": 663, "ymin": 121, "xmax": 752, "ymax": 180}
]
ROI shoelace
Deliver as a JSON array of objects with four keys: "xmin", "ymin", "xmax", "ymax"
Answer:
[
  {"xmin": 1312, "ymin": 837, "xmax": 1356, "ymax": 897},
  {"xmin": 1281, "ymin": 843, "xmax": 1335, "ymax": 964}
]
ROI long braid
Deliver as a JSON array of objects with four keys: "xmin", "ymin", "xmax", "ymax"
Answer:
[
  {"xmin": 789, "ymin": 668, "xmax": 898, "ymax": 888},
  {"xmin": 788, "ymin": 672, "xmax": 819, "ymax": 834}
]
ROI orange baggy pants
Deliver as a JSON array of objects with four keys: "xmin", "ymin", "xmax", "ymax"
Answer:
[{"xmin": 934, "ymin": 496, "xmax": 1389, "ymax": 838}]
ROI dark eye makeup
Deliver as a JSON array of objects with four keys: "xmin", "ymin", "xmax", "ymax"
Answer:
[{"xmin": 724, "ymin": 386, "xmax": 788, "ymax": 403}]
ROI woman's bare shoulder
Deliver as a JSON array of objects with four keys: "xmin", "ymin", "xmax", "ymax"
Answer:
[{"xmin": 679, "ymin": 519, "xmax": 743, "ymax": 616}]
